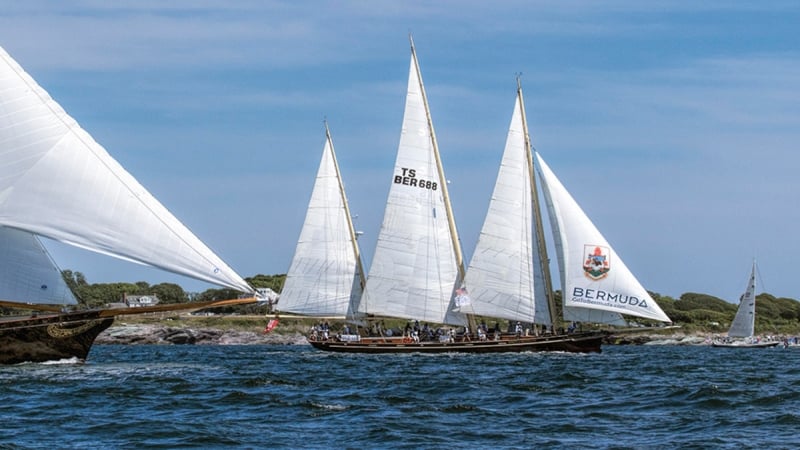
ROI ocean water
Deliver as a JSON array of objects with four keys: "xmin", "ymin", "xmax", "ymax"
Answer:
[{"xmin": 1, "ymin": 344, "xmax": 798, "ymax": 449}]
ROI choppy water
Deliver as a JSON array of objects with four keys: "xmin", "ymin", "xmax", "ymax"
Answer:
[{"xmin": 1, "ymin": 344, "xmax": 799, "ymax": 449}]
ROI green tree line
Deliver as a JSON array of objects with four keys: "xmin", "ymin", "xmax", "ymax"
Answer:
[
  {"xmin": 61, "ymin": 270, "xmax": 286, "ymax": 314},
  {"xmin": 56, "ymin": 270, "xmax": 800, "ymax": 334},
  {"xmin": 651, "ymin": 291, "xmax": 800, "ymax": 334}
]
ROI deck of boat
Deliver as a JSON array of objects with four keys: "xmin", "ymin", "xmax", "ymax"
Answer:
[{"xmin": 309, "ymin": 331, "xmax": 604, "ymax": 354}]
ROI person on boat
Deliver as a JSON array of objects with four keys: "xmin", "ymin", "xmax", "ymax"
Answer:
[
  {"xmin": 462, "ymin": 326, "xmax": 471, "ymax": 342},
  {"xmin": 422, "ymin": 323, "xmax": 432, "ymax": 341},
  {"xmin": 322, "ymin": 321, "xmax": 330, "ymax": 340},
  {"xmin": 515, "ymin": 321, "xmax": 522, "ymax": 337},
  {"xmin": 448, "ymin": 328, "xmax": 455, "ymax": 343},
  {"xmin": 376, "ymin": 320, "xmax": 385, "ymax": 337},
  {"xmin": 477, "ymin": 327, "xmax": 487, "ymax": 341}
]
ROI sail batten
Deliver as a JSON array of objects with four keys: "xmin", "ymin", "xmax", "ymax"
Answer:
[{"xmin": 0, "ymin": 45, "xmax": 252, "ymax": 294}]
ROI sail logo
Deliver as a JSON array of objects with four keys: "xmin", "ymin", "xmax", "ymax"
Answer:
[
  {"xmin": 571, "ymin": 287, "xmax": 649, "ymax": 309},
  {"xmin": 583, "ymin": 245, "xmax": 610, "ymax": 280},
  {"xmin": 394, "ymin": 167, "xmax": 438, "ymax": 191},
  {"xmin": 453, "ymin": 287, "xmax": 471, "ymax": 308}
]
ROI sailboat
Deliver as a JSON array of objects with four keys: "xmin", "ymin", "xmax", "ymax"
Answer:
[
  {"xmin": 712, "ymin": 261, "xmax": 778, "ymax": 348},
  {"xmin": 277, "ymin": 123, "xmax": 366, "ymax": 325},
  {"xmin": 310, "ymin": 40, "xmax": 670, "ymax": 353},
  {"xmin": 0, "ymin": 45, "xmax": 256, "ymax": 364}
]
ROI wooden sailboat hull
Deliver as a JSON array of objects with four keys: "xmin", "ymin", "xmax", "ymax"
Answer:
[
  {"xmin": 0, "ymin": 297, "xmax": 259, "ymax": 364},
  {"xmin": 0, "ymin": 311, "xmax": 114, "ymax": 365},
  {"xmin": 309, "ymin": 332, "xmax": 604, "ymax": 354}
]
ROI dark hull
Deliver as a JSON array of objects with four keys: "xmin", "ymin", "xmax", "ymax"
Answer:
[
  {"xmin": 309, "ymin": 332, "xmax": 604, "ymax": 354},
  {"xmin": 0, "ymin": 311, "xmax": 114, "ymax": 364}
]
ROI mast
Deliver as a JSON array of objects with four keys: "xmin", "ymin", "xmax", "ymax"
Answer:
[
  {"xmin": 409, "ymin": 36, "xmax": 475, "ymax": 331},
  {"xmin": 409, "ymin": 36, "xmax": 466, "ymax": 281},
  {"xmin": 518, "ymin": 77, "xmax": 558, "ymax": 333},
  {"xmin": 325, "ymin": 120, "xmax": 366, "ymax": 294}
]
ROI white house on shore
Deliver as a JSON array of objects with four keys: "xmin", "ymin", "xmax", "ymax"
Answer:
[{"xmin": 106, "ymin": 294, "xmax": 161, "ymax": 309}]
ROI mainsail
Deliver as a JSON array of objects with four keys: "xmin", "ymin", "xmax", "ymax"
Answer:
[
  {"xmin": 462, "ymin": 86, "xmax": 551, "ymax": 325},
  {"xmin": 278, "ymin": 124, "xmax": 365, "ymax": 317},
  {"xmin": 0, "ymin": 226, "xmax": 77, "ymax": 306},
  {"xmin": 358, "ymin": 39, "xmax": 467, "ymax": 326},
  {"xmin": 535, "ymin": 152, "xmax": 671, "ymax": 324},
  {"xmin": 0, "ymin": 45, "xmax": 252, "ymax": 294},
  {"xmin": 727, "ymin": 262, "xmax": 757, "ymax": 338}
]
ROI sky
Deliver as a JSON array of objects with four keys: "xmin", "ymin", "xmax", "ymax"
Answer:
[{"xmin": 1, "ymin": 1, "xmax": 798, "ymax": 303}]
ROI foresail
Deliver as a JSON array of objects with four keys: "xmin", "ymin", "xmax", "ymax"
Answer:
[
  {"xmin": 359, "ymin": 44, "xmax": 466, "ymax": 326},
  {"xmin": 278, "ymin": 132, "xmax": 364, "ymax": 317},
  {"xmin": 535, "ymin": 153, "xmax": 671, "ymax": 323},
  {"xmin": 0, "ymin": 46, "xmax": 252, "ymax": 294},
  {"xmin": 0, "ymin": 226, "xmax": 77, "ymax": 305},
  {"xmin": 463, "ymin": 94, "xmax": 537, "ymax": 324},
  {"xmin": 727, "ymin": 263, "xmax": 756, "ymax": 338}
]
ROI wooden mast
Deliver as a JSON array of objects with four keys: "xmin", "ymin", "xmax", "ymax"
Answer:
[
  {"xmin": 324, "ymin": 120, "xmax": 367, "ymax": 326},
  {"xmin": 409, "ymin": 36, "xmax": 465, "ymax": 280},
  {"xmin": 325, "ymin": 120, "xmax": 366, "ymax": 293},
  {"xmin": 409, "ymin": 36, "xmax": 475, "ymax": 331},
  {"xmin": 518, "ymin": 77, "xmax": 559, "ymax": 334}
]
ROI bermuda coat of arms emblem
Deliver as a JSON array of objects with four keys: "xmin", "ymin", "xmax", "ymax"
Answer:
[{"xmin": 583, "ymin": 245, "xmax": 610, "ymax": 280}]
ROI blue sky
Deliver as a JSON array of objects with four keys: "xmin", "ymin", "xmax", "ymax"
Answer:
[{"xmin": 1, "ymin": 1, "xmax": 798, "ymax": 303}]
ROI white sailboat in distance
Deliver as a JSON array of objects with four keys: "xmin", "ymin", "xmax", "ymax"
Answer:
[{"xmin": 712, "ymin": 261, "xmax": 778, "ymax": 348}]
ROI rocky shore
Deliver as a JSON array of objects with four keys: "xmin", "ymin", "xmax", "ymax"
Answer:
[
  {"xmin": 96, "ymin": 323, "xmax": 308, "ymax": 346},
  {"xmin": 96, "ymin": 322, "xmax": 720, "ymax": 347}
]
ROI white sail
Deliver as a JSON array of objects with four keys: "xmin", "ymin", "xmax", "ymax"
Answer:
[
  {"xmin": 278, "ymin": 127, "xmax": 364, "ymax": 317},
  {"xmin": 0, "ymin": 46, "xmax": 252, "ymax": 294},
  {"xmin": 463, "ymin": 92, "xmax": 540, "ymax": 324},
  {"xmin": 728, "ymin": 262, "xmax": 757, "ymax": 338},
  {"xmin": 359, "ymin": 42, "xmax": 466, "ymax": 326},
  {"xmin": 0, "ymin": 226, "xmax": 77, "ymax": 305},
  {"xmin": 535, "ymin": 153, "xmax": 671, "ymax": 323}
]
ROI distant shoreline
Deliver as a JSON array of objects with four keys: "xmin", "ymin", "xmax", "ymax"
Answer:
[{"xmin": 95, "ymin": 314, "xmax": 792, "ymax": 347}]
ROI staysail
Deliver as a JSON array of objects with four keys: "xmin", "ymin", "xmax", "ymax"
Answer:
[
  {"xmin": 535, "ymin": 152, "xmax": 671, "ymax": 323},
  {"xmin": 727, "ymin": 262, "xmax": 757, "ymax": 338},
  {"xmin": 358, "ymin": 39, "xmax": 467, "ymax": 326},
  {"xmin": 278, "ymin": 124, "xmax": 365, "ymax": 317},
  {"xmin": 0, "ymin": 45, "xmax": 252, "ymax": 294},
  {"xmin": 0, "ymin": 226, "xmax": 77, "ymax": 306}
]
